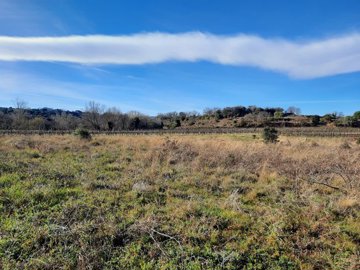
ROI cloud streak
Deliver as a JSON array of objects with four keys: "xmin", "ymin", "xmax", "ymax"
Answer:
[{"xmin": 0, "ymin": 32, "xmax": 360, "ymax": 78}]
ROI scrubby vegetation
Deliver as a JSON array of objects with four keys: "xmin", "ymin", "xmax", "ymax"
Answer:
[
  {"xmin": 262, "ymin": 127, "xmax": 279, "ymax": 143},
  {"xmin": 0, "ymin": 134, "xmax": 359, "ymax": 269},
  {"xmin": 2, "ymin": 101, "xmax": 360, "ymax": 131},
  {"xmin": 73, "ymin": 128, "xmax": 92, "ymax": 140}
]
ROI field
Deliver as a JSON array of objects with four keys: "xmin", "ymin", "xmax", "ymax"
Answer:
[{"xmin": 0, "ymin": 134, "xmax": 359, "ymax": 269}]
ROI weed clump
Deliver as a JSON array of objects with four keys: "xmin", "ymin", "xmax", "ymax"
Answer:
[
  {"xmin": 262, "ymin": 127, "xmax": 278, "ymax": 143},
  {"xmin": 73, "ymin": 128, "xmax": 92, "ymax": 140},
  {"xmin": 340, "ymin": 142, "xmax": 351, "ymax": 149}
]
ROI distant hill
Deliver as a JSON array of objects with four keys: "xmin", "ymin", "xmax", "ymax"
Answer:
[
  {"xmin": 0, "ymin": 107, "xmax": 82, "ymax": 118},
  {"xmin": 0, "ymin": 104, "xmax": 359, "ymax": 130}
]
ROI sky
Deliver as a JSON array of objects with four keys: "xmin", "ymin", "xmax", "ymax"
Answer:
[{"xmin": 0, "ymin": 0, "xmax": 360, "ymax": 115}]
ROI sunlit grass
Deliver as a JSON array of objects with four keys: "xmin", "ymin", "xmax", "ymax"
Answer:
[{"xmin": 0, "ymin": 134, "xmax": 359, "ymax": 269}]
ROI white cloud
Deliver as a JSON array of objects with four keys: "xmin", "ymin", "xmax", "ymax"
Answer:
[{"xmin": 0, "ymin": 32, "xmax": 360, "ymax": 78}]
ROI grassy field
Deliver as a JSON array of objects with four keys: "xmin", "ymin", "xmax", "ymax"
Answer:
[{"xmin": 0, "ymin": 134, "xmax": 359, "ymax": 269}]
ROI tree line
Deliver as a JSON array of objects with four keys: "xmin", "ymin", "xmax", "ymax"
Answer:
[
  {"xmin": 0, "ymin": 101, "xmax": 162, "ymax": 131},
  {"xmin": 1, "ymin": 101, "xmax": 360, "ymax": 131}
]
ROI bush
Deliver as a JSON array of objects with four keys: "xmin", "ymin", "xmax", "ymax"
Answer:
[
  {"xmin": 169, "ymin": 119, "xmax": 181, "ymax": 129},
  {"xmin": 188, "ymin": 120, "xmax": 196, "ymax": 126},
  {"xmin": 274, "ymin": 111, "xmax": 283, "ymax": 119},
  {"xmin": 215, "ymin": 110, "xmax": 224, "ymax": 120},
  {"xmin": 353, "ymin": 111, "xmax": 360, "ymax": 121},
  {"xmin": 262, "ymin": 127, "xmax": 278, "ymax": 143},
  {"xmin": 310, "ymin": 115, "xmax": 321, "ymax": 126},
  {"xmin": 73, "ymin": 128, "xmax": 91, "ymax": 140}
]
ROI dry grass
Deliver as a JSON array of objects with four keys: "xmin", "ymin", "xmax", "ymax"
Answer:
[{"xmin": 0, "ymin": 134, "xmax": 359, "ymax": 269}]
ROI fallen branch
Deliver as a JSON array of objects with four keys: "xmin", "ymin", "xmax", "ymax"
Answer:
[
  {"xmin": 150, "ymin": 228, "xmax": 184, "ymax": 251},
  {"xmin": 309, "ymin": 179, "xmax": 347, "ymax": 194}
]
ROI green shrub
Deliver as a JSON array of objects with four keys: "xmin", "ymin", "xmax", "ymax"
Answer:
[
  {"xmin": 274, "ymin": 111, "xmax": 283, "ymax": 119},
  {"xmin": 73, "ymin": 128, "xmax": 91, "ymax": 140},
  {"xmin": 169, "ymin": 119, "xmax": 181, "ymax": 129},
  {"xmin": 353, "ymin": 111, "xmax": 360, "ymax": 121},
  {"xmin": 262, "ymin": 127, "xmax": 278, "ymax": 143},
  {"xmin": 215, "ymin": 110, "xmax": 223, "ymax": 120}
]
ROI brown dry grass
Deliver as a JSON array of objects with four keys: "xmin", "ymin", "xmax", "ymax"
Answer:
[{"xmin": 0, "ymin": 134, "xmax": 359, "ymax": 269}]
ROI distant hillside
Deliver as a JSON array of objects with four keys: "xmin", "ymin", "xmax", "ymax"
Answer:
[
  {"xmin": 0, "ymin": 103, "xmax": 359, "ymax": 131},
  {"xmin": 0, "ymin": 107, "xmax": 82, "ymax": 118}
]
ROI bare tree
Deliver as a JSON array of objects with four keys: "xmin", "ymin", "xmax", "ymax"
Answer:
[
  {"xmin": 0, "ymin": 111, "xmax": 12, "ymax": 129},
  {"xmin": 29, "ymin": 117, "xmax": 46, "ymax": 130},
  {"xmin": 286, "ymin": 106, "xmax": 301, "ymax": 115},
  {"xmin": 53, "ymin": 113, "xmax": 80, "ymax": 130},
  {"xmin": 83, "ymin": 101, "xmax": 105, "ymax": 130},
  {"xmin": 12, "ymin": 98, "xmax": 28, "ymax": 129},
  {"xmin": 15, "ymin": 98, "xmax": 28, "ymax": 110},
  {"xmin": 203, "ymin": 107, "xmax": 219, "ymax": 116},
  {"xmin": 102, "ymin": 107, "xmax": 124, "ymax": 130}
]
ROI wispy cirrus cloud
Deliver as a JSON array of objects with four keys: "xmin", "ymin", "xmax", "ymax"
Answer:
[
  {"xmin": 0, "ymin": 32, "xmax": 360, "ymax": 79},
  {"xmin": 0, "ymin": 0, "xmax": 93, "ymax": 35},
  {"xmin": 0, "ymin": 68, "xmax": 199, "ymax": 114}
]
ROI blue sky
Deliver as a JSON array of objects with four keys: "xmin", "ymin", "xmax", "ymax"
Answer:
[{"xmin": 0, "ymin": 0, "xmax": 360, "ymax": 115}]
